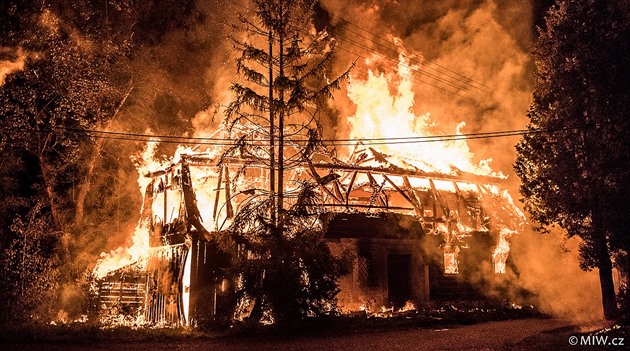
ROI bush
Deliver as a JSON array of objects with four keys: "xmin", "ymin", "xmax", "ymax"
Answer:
[{"xmin": 0, "ymin": 202, "xmax": 60, "ymax": 326}]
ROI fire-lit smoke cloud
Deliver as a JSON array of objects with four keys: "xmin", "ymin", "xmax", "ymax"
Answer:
[
  {"xmin": 0, "ymin": 47, "xmax": 28, "ymax": 86},
  {"xmin": 126, "ymin": 7, "xmax": 251, "ymax": 140},
  {"xmin": 89, "ymin": 0, "xmax": 602, "ymax": 322},
  {"xmin": 319, "ymin": 0, "xmax": 534, "ymax": 175},
  {"xmin": 511, "ymin": 230, "xmax": 603, "ymax": 321}
]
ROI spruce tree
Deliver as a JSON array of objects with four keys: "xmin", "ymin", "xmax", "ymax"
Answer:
[{"xmin": 220, "ymin": 0, "xmax": 352, "ymax": 324}]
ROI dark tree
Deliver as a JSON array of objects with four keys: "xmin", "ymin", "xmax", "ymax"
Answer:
[
  {"xmin": 225, "ymin": 184, "xmax": 352, "ymax": 324},
  {"xmin": 0, "ymin": 0, "xmax": 202, "ymax": 323},
  {"xmin": 219, "ymin": 0, "xmax": 352, "ymax": 324},
  {"xmin": 0, "ymin": 1, "xmax": 135, "ymax": 324},
  {"xmin": 515, "ymin": 0, "xmax": 630, "ymax": 320},
  {"xmin": 0, "ymin": 201, "xmax": 60, "ymax": 325}
]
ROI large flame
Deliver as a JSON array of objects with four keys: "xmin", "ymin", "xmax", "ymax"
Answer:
[
  {"xmin": 347, "ymin": 53, "xmax": 498, "ymax": 176},
  {"xmin": 93, "ymin": 140, "xmax": 200, "ymax": 279},
  {"xmin": 93, "ymin": 143, "xmax": 158, "ymax": 278},
  {"xmin": 93, "ymin": 133, "xmax": 228, "ymax": 279},
  {"xmin": 345, "ymin": 51, "xmax": 522, "ymax": 278}
]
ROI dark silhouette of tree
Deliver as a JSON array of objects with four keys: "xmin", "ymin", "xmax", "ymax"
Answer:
[
  {"xmin": 515, "ymin": 0, "xmax": 630, "ymax": 320},
  {"xmin": 219, "ymin": 0, "xmax": 352, "ymax": 324},
  {"xmin": 0, "ymin": 0, "xmax": 202, "ymax": 324},
  {"xmin": 224, "ymin": 183, "xmax": 352, "ymax": 324},
  {"xmin": 0, "ymin": 201, "xmax": 60, "ymax": 325}
]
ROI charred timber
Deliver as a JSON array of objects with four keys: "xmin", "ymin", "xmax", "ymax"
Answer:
[
  {"xmin": 171, "ymin": 155, "xmax": 507, "ymax": 185},
  {"xmin": 311, "ymin": 163, "xmax": 507, "ymax": 185}
]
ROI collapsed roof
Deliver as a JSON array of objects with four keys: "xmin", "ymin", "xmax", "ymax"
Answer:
[{"xmin": 144, "ymin": 142, "xmax": 525, "ymax": 249}]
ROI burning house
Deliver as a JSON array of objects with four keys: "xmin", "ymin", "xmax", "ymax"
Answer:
[
  {"xmin": 93, "ymin": 46, "xmax": 525, "ymax": 326},
  {"xmin": 93, "ymin": 138, "xmax": 524, "ymax": 326}
]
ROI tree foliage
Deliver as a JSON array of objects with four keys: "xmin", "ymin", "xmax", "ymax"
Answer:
[
  {"xmin": 0, "ymin": 201, "xmax": 60, "ymax": 325},
  {"xmin": 219, "ymin": 0, "xmax": 352, "ymax": 324},
  {"xmin": 515, "ymin": 0, "xmax": 630, "ymax": 319},
  {"xmin": 222, "ymin": 0, "xmax": 351, "ymax": 170},
  {"xmin": 0, "ymin": 0, "xmax": 201, "ymax": 324},
  {"xmin": 223, "ymin": 184, "xmax": 351, "ymax": 323}
]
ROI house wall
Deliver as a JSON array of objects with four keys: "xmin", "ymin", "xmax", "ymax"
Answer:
[
  {"xmin": 329, "ymin": 238, "xmax": 430, "ymax": 312},
  {"xmin": 187, "ymin": 235, "xmax": 236, "ymax": 326}
]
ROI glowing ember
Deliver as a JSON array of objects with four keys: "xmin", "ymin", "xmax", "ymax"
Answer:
[{"xmin": 359, "ymin": 303, "xmax": 370, "ymax": 313}]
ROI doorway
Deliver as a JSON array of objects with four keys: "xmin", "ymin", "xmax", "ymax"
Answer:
[{"xmin": 387, "ymin": 253, "xmax": 412, "ymax": 308}]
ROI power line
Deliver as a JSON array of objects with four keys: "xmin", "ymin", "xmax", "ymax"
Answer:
[
  {"xmin": 334, "ymin": 23, "xmax": 492, "ymax": 96},
  {"xmin": 334, "ymin": 35, "xmax": 481, "ymax": 95},
  {"xmin": 329, "ymin": 13, "xmax": 493, "ymax": 93},
  {"xmin": 0, "ymin": 122, "xmax": 603, "ymax": 148},
  {"xmin": 0, "ymin": 121, "xmax": 525, "ymax": 143},
  {"xmin": 335, "ymin": 42, "xmax": 481, "ymax": 104}
]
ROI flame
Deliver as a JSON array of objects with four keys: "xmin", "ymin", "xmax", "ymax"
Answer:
[
  {"xmin": 443, "ymin": 250, "xmax": 459, "ymax": 275},
  {"xmin": 347, "ymin": 52, "xmax": 499, "ymax": 177},
  {"xmin": 493, "ymin": 228, "xmax": 513, "ymax": 274},
  {"xmin": 93, "ymin": 134, "xmax": 227, "ymax": 279},
  {"xmin": 398, "ymin": 301, "xmax": 416, "ymax": 313},
  {"xmin": 346, "ymin": 49, "xmax": 524, "ymax": 279},
  {"xmin": 94, "ymin": 140, "xmax": 167, "ymax": 278},
  {"xmin": 350, "ymin": 301, "xmax": 416, "ymax": 318}
]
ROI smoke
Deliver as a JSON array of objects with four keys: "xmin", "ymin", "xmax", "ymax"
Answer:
[
  {"xmin": 319, "ymin": 0, "xmax": 534, "ymax": 176},
  {"xmin": 511, "ymin": 229, "xmax": 603, "ymax": 321},
  {"xmin": 190, "ymin": 0, "xmax": 251, "ymax": 138},
  {"xmin": 314, "ymin": 0, "xmax": 603, "ymax": 322},
  {"xmin": 0, "ymin": 47, "xmax": 27, "ymax": 86},
  {"xmin": 451, "ymin": 228, "xmax": 603, "ymax": 322},
  {"xmin": 119, "ymin": 1, "xmax": 239, "ymax": 144}
]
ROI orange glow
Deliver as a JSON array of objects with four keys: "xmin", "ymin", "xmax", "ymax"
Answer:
[
  {"xmin": 493, "ymin": 228, "xmax": 514, "ymax": 274},
  {"xmin": 347, "ymin": 53, "xmax": 500, "ymax": 177}
]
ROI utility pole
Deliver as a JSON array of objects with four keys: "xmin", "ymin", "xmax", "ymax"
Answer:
[
  {"xmin": 277, "ymin": 0, "xmax": 285, "ymax": 227},
  {"xmin": 268, "ymin": 25, "xmax": 276, "ymax": 227}
]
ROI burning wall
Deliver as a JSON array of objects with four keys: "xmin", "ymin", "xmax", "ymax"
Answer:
[{"xmin": 92, "ymin": 134, "xmax": 524, "ymax": 325}]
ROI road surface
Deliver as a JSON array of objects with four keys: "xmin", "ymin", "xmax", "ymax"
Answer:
[{"xmin": 7, "ymin": 318, "xmax": 616, "ymax": 351}]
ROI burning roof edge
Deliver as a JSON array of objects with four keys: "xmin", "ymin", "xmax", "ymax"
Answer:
[{"xmin": 145, "ymin": 153, "xmax": 508, "ymax": 186}]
